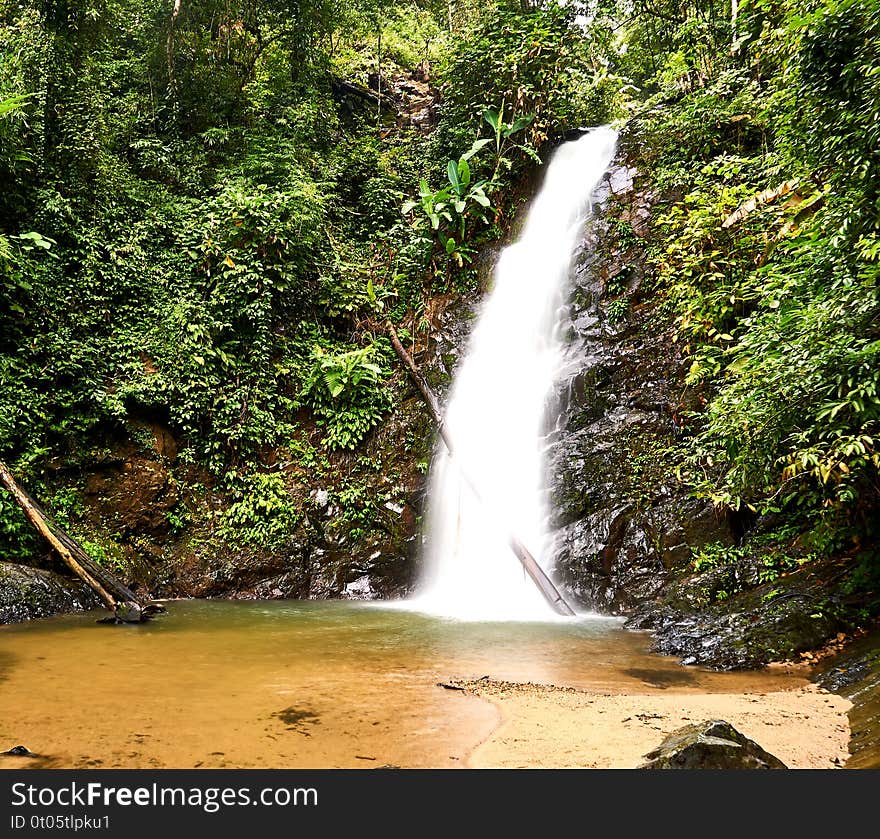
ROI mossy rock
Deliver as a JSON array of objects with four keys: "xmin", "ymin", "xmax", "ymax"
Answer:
[
  {"xmin": 0, "ymin": 562, "xmax": 100, "ymax": 624},
  {"xmin": 639, "ymin": 720, "xmax": 787, "ymax": 769}
]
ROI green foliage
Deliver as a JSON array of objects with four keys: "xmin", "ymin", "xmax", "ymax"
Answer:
[
  {"xmin": 218, "ymin": 471, "xmax": 300, "ymax": 550},
  {"xmin": 301, "ymin": 343, "xmax": 392, "ymax": 450},
  {"xmin": 2, "ymin": 0, "xmax": 628, "ymax": 497},
  {"xmin": 401, "ymin": 136, "xmax": 494, "ymax": 268},
  {"xmin": 628, "ymin": 0, "xmax": 880, "ymax": 581},
  {"xmin": 0, "ymin": 490, "xmax": 36, "ymax": 562},
  {"xmin": 0, "ymin": 93, "xmax": 31, "ymax": 118},
  {"xmin": 165, "ymin": 507, "xmax": 191, "ymax": 535},
  {"xmin": 782, "ymin": 0, "xmax": 880, "ymax": 239},
  {"xmin": 45, "ymin": 487, "xmax": 85, "ymax": 528},
  {"xmin": 481, "ymin": 104, "xmax": 539, "ymax": 179},
  {"xmin": 8, "ymin": 0, "xmax": 875, "ymax": 605},
  {"xmin": 606, "ymin": 0, "xmax": 732, "ymax": 93},
  {"xmin": 692, "ymin": 539, "xmax": 811, "ymax": 602},
  {"xmin": 0, "ymin": 1, "xmax": 446, "ymax": 479},
  {"xmin": 78, "ymin": 536, "xmax": 127, "ymax": 573},
  {"xmin": 0, "ymin": 230, "xmax": 57, "ymax": 314},
  {"xmin": 290, "ymin": 432, "xmax": 332, "ymax": 473},
  {"xmin": 606, "ymin": 297, "xmax": 630, "ymax": 324},
  {"xmin": 441, "ymin": 0, "xmax": 623, "ymax": 156}
]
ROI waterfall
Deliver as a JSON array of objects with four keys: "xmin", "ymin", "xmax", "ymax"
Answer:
[{"xmin": 410, "ymin": 126, "xmax": 618, "ymax": 621}]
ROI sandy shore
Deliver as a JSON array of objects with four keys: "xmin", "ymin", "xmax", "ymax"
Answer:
[{"xmin": 455, "ymin": 677, "xmax": 851, "ymax": 769}]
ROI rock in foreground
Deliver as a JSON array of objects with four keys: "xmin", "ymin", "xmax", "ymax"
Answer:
[{"xmin": 639, "ymin": 720, "xmax": 787, "ymax": 769}]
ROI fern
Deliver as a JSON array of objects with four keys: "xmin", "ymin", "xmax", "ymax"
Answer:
[{"xmin": 302, "ymin": 343, "xmax": 391, "ymax": 450}]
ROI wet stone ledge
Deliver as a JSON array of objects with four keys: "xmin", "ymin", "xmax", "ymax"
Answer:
[{"xmin": 0, "ymin": 561, "xmax": 99, "ymax": 624}]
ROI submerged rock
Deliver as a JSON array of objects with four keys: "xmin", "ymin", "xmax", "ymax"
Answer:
[
  {"xmin": 2, "ymin": 745, "xmax": 35, "ymax": 756},
  {"xmin": 639, "ymin": 720, "xmax": 787, "ymax": 769},
  {"xmin": 0, "ymin": 562, "xmax": 100, "ymax": 624}
]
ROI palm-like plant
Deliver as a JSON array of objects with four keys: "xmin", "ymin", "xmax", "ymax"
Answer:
[{"xmin": 402, "ymin": 137, "xmax": 493, "ymax": 267}]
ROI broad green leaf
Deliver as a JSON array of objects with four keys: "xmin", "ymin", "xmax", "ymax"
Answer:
[
  {"xmin": 0, "ymin": 93, "xmax": 32, "ymax": 119},
  {"xmin": 482, "ymin": 108, "xmax": 500, "ymax": 131},
  {"xmin": 447, "ymin": 160, "xmax": 460, "ymax": 189},
  {"xmin": 471, "ymin": 189, "xmax": 491, "ymax": 208},
  {"xmin": 461, "ymin": 138, "xmax": 492, "ymax": 162},
  {"xmin": 503, "ymin": 113, "xmax": 535, "ymax": 137},
  {"xmin": 517, "ymin": 144, "xmax": 543, "ymax": 165}
]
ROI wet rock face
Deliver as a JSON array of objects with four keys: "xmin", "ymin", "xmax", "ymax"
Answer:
[
  {"xmin": 545, "ymin": 136, "xmax": 870, "ymax": 671},
  {"xmin": 0, "ymin": 562, "xmax": 99, "ymax": 623},
  {"xmin": 84, "ymin": 457, "xmax": 179, "ymax": 538},
  {"xmin": 817, "ymin": 629, "xmax": 880, "ymax": 768},
  {"xmin": 547, "ymin": 149, "xmax": 733, "ymax": 614},
  {"xmin": 639, "ymin": 720, "xmax": 787, "ymax": 769},
  {"xmin": 626, "ymin": 553, "xmax": 852, "ymax": 670}
]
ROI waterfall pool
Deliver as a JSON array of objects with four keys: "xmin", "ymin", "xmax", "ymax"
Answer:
[{"xmin": 0, "ymin": 600, "xmax": 817, "ymax": 768}]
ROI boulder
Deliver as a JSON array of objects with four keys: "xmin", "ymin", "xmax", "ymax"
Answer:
[
  {"xmin": 639, "ymin": 720, "xmax": 787, "ymax": 769},
  {"xmin": 1, "ymin": 745, "xmax": 35, "ymax": 756},
  {"xmin": 0, "ymin": 561, "xmax": 100, "ymax": 624},
  {"xmin": 627, "ymin": 553, "xmax": 849, "ymax": 669}
]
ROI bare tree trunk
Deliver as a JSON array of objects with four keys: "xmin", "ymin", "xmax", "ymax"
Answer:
[
  {"xmin": 0, "ymin": 461, "xmax": 154, "ymax": 622},
  {"xmin": 731, "ymin": 0, "xmax": 739, "ymax": 49},
  {"xmin": 376, "ymin": 25, "xmax": 382, "ymax": 128},
  {"xmin": 0, "ymin": 461, "xmax": 116, "ymax": 610},
  {"xmin": 166, "ymin": 0, "xmax": 182, "ymax": 86}
]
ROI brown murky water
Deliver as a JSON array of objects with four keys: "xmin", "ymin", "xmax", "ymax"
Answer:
[{"xmin": 0, "ymin": 600, "xmax": 811, "ymax": 768}]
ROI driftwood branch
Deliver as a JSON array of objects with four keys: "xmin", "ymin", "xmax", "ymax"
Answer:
[
  {"xmin": 386, "ymin": 323, "xmax": 449, "ymax": 447},
  {"xmin": 386, "ymin": 321, "xmax": 576, "ymax": 617},
  {"xmin": 0, "ymin": 460, "xmax": 155, "ymax": 622}
]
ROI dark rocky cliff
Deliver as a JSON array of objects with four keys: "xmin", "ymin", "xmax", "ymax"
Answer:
[
  {"xmin": 547, "ymin": 132, "xmax": 873, "ymax": 670},
  {"xmin": 548, "ymin": 151, "xmax": 735, "ymax": 615}
]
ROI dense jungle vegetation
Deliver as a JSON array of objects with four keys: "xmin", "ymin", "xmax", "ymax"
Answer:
[{"xmin": 0, "ymin": 0, "xmax": 878, "ymax": 614}]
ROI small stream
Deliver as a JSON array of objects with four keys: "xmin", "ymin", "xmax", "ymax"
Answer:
[{"xmin": 0, "ymin": 601, "xmax": 813, "ymax": 769}]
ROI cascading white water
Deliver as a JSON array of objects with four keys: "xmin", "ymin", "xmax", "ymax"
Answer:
[{"xmin": 409, "ymin": 126, "xmax": 619, "ymax": 621}]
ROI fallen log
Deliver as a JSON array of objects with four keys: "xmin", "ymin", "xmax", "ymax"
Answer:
[
  {"xmin": 330, "ymin": 77, "xmax": 396, "ymax": 115},
  {"xmin": 0, "ymin": 460, "xmax": 159, "ymax": 623},
  {"xmin": 386, "ymin": 321, "xmax": 576, "ymax": 617},
  {"xmin": 386, "ymin": 322, "xmax": 449, "ymax": 448}
]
